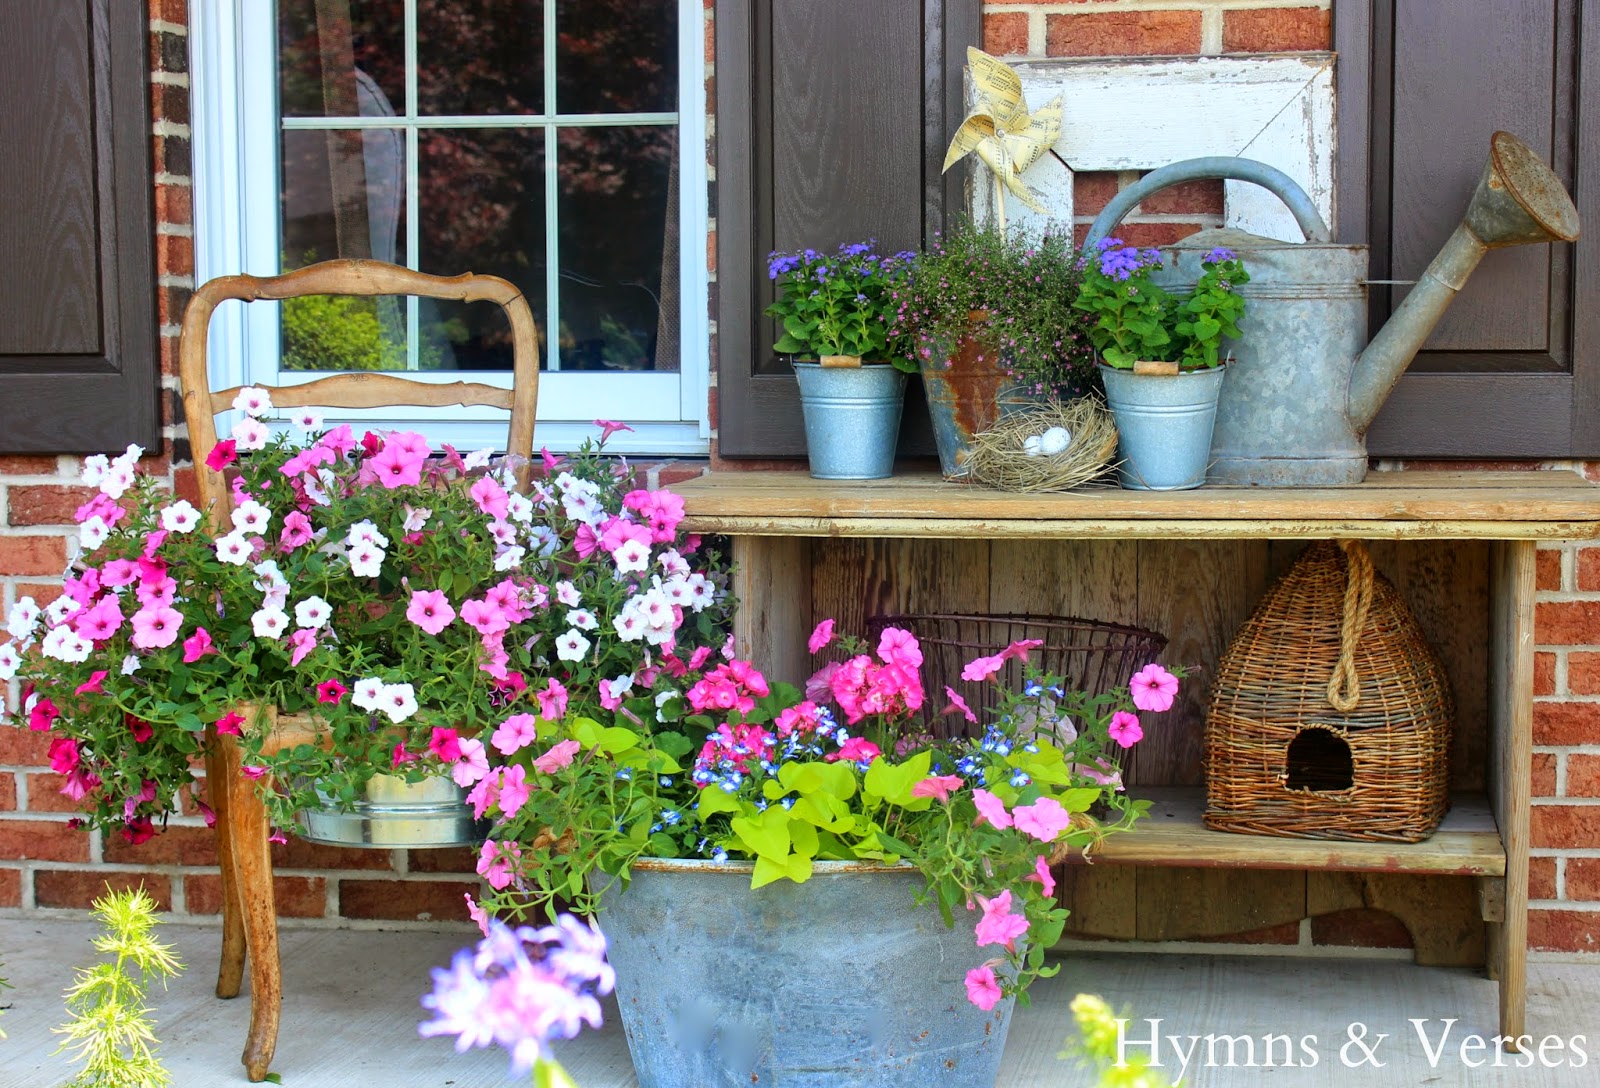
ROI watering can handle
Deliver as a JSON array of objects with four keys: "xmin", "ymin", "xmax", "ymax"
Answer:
[{"xmin": 1083, "ymin": 157, "xmax": 1332, "ymax": 250}]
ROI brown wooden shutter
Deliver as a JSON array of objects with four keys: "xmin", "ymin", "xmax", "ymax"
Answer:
[
  {"xmin": 0, "ymin": 0, "xmax": 158, "ymax": 453},
  {"xmin": 714, "ymin": 0, "xmax": 979, "ymax": 458},
  {"xmin": 1337, "ymin": 0, "xmax": 1599, "ymax": 458}
]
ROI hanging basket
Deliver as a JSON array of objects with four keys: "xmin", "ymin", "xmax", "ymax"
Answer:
[{"xmin": 1204, "ymin": 540, "xmax": 1454, "ymax": 842}]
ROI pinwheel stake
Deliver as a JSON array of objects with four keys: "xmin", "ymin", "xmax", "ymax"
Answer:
[{"xmin": 942, "ymin": 48, "xmax": 1063, "ymax": 235}]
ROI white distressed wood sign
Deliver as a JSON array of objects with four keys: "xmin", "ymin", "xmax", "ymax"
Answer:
[{"xmin": 968, "ymin": 53, "xmax": 1337, "ymax": 243}]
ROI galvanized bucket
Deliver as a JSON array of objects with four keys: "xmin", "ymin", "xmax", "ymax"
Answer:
[
  {"xmin": 919, "ymin": 324, "xmax": 1033, "ymax": 478},
  {"xmin": 597, "ymin": 858, "xmax": 1017, "ymax": 1087},
  {"xmin": 1100, "ymin": 363, "xmax": 1226, "ymax": 490},
  {"xmin": 793, "ymin": 361, "xmax": 907, "ymax": 479},
  {"xmin": 295, "ymin": 772, "xmax": 484, "ymax": 848}
]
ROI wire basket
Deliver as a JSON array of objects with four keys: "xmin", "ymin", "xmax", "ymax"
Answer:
[{"xmin": 866, "ymin": 613, "xmax": 1169, "ymax": 736}]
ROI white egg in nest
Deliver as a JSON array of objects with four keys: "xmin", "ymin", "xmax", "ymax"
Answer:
[
  {"xmin": 1022, "ymin": 434, "xmax": 1044, "ymax": 457},
  {"xmin": 1039, "ymin": 426, "xmax": 1072, "ymax": 456}
]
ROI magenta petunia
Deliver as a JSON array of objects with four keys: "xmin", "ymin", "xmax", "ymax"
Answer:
[
  {"xmin": 973, "ymin": 889, "xmax": 1029, "ymax": 950},
  {"xmin": 965, "ymin": 965, "xmax": 1004, "ymax": 1011},
  {"xmin": 1107, "ymin": 710, "xmax": 1143, "ymax": 748},
  {"xmin": 807, "ymin": 617, "xmax": 835, "ymax": 654},
  {"xmin": 316, "ymin": 679, "xmax": 349, "ymax": 705},
  {"xmin": 215, "ymin": 711, "xmax": 245, "ymax": 735},
  {"xmin": 182, "ymin": 626, "xmax": 215, "ymax": 664},
  {"xmin": 942, "ymin": 686, "xmax": 977, "ymax": 723},
  {"xmin": 1129, "ymin": 663, "xmax": 1180, "ymax": 713}
]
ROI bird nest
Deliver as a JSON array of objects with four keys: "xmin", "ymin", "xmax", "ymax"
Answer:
[{"xmin": 967, "ymin": 398, "xmax": 1119, "ymax": 492}]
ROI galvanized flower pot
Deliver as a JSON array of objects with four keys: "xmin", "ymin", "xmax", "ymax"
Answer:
[
  {"xmin": 295, "ymin": 772, "xmax": 484, "ymax": 848},
  {"xmin": 598, "ymin": 858, "xmax": 1017, "ymax": 1087},
  {"xmin": 919, "ymin": 321, "xmax": 1035, "ymax": 478},
  {"xmin": 793, "ymin": 360, "xmax": 907, "ymax": 479},
  {"xmin": 1100, "ymin": 363, "xmax": 1227, "ymax": 490}
]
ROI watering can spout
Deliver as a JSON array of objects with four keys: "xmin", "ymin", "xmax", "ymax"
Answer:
[{"xmin": 1348, "ymin": 132, "xmax": 1580, "ymax": 431}]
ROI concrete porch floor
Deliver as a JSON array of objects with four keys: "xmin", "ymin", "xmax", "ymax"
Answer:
[{"xmin": 3, "ymin": 917, "xmax": 1599, "ymax": 1087}]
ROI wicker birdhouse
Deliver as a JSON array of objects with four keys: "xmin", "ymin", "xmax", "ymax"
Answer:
[{"xmin": 1204, "ymin": 539, "xmax": 1454, "ymax": 843}]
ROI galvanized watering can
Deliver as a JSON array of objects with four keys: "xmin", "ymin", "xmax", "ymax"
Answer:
[{"xmin": 1084, "ymin": 132, "xmax": 1580, "ymax": 485}]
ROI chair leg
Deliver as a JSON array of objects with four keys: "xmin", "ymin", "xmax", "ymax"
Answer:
[
  {"xmin": 205, "ymin": 736, "xmax": 247, "ymax": 1000},
  {"xmin": 214, "ymin": 731, "xmax": 283, "ymax": 1081}
]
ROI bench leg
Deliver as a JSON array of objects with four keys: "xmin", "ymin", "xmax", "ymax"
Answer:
[
  {"xmin": 213, "ymin": 730, "xmax": 283, "ymax": 1081},
  {"xmin": 206, "ymin": 736, "xmax": 247, "ymax": 1000}
]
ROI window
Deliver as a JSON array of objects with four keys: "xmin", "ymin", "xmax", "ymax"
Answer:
[{"xmin": 192, "ymin": 0, "xmax": 709, "ymax": 454}]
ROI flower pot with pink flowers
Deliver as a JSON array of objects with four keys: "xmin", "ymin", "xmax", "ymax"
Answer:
[
  {"xmin": 467, "ymin": 619, "xmax": 1183, "ymax": 1087},
  {"xmin": 0, "ymin": 406, "xmax": 733, "ymax": 852}
]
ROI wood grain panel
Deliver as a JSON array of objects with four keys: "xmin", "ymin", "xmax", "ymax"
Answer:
[
  {"xmin": 1134, "ymin": 868, "xmax": 1305, "ymax": 941},
  {"xmin": 987, "ymin": 540, "xmax": 1140, "ymax": 625},
  {"xmin": 0, "ymin": 1, "xmax": 99, "ymax": 355}
]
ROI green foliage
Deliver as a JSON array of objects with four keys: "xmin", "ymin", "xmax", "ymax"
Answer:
[
  {"xmin": 764, "ymin": 242, "xmax": 916, "ymax": 367},
  {"xmin": 55, "ymin": 886, "xmax": 183, "ymax": 1088},
  {"xmin": 281, "ymin": 293, "xmax": 395, "ymax": 372},
  {"xmin": 1073, "ymin": 240, "xmax": 1250, "ymax": 371},
  {"xmin": 1062, "ymin": 993, "xmax": 1180, "ymax": 1087}
]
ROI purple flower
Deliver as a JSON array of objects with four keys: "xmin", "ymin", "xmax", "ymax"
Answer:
[{"xmin": 1204, "ymin": 246, "xmax": 1237, "ymax": 265}]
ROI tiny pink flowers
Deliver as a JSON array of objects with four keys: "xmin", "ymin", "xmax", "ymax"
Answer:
[
  {"xmin": 1129, "ymin": 663, "xmax": 1179, "ymax": 713},
  {"xmin": 406, "ymin": 589, "xmax": 456, "ymax": 635},
  {"xmin": 965, "ymin": 965, "xmax": 1004, "ymax": 1011},
  {"xmin": 1108, "ymin": 710, "xmax": 1143, "ymax": 748}
]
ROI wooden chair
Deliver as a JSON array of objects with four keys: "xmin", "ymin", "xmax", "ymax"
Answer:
[{"xmin": 176, "ymin": 259, "xmax": 540, "ymax": 1081}]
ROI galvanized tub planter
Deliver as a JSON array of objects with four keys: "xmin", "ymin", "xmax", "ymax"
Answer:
[
  {"xmin": 792, "ymin": 358, "xmax": 907, "ymax": 480},
  {"xmin": 597, "ymin": 858, "xmax": 1017, "ymax": 1087},
  {"xmin": 1099, "ymin": 363, "xmax": 1226, "ymax": 490},
  {"xmin": 918, "ymin": 314, "xmax": 1035, "ymax": 478},
  {"xmin": 295, "ymin": 772, "xmax": 484, "ymax": 848}
]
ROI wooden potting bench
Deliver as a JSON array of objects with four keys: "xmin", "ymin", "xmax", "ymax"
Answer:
[{"xmin": 674, "ymin": 467, "xmax": 1600, "ymax": 1044}]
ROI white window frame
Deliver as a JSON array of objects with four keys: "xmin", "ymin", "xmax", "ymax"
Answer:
[{"xmin": 190, "ymin": 0, "xmax": 711, "ymax": 455}]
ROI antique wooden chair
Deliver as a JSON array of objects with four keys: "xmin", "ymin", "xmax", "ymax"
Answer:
[{"xmin": 176, "ymin": 259, "xmax": 540, "ymax": 1081}]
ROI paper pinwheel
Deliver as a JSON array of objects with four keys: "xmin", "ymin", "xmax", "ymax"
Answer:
[{"xmin": 941, "ymin": 48, "xmax": 1063, "ymax": 232}]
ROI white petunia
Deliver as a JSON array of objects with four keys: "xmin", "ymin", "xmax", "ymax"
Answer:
[
  {"xmin": 612, "ymin": 603, "xmax": 646, "ymax": 643},
  {"xmin": 566, "ymin": 608, "xmax": 598, "ymax": 631},
  {"xmin": 612, "ymin": 538, "xmax": 650, "ymax": 575},
  {"xmin": 352, "ymin": 677, "xmax": 387, "ymax": 712},
  {"xmin": 505, "ymin": 493, "xmax": 534, "ymax": 524},
  {"xmin": 160, "ymin": 500, "xmax": 202, "ymax": 534},
  {"xmin": 251, "ymin": 607, "xmax": 289, "ymax": 640},
  {"xmin": 346, "ymin": 519, "xmax": 390, "ymax": 549},
  {"xmin": 304, "ymin": 474, "xmax": 331, "ymax": 507},
  {"xmin": 215, "ymin": 530, "xmax": 255, "ymax": 566},
  {"xmin": 114, "ymin": 443, "xmax": 145, "ymax": 469},
  {"xmin": 555, "ymin": 581, "xmax": 582, "ymax": 608},
  {"xmin": 654, "ymin": 688, "xmax": 679, "ymax": 708},
  {"xmin": 464, "ymin": 448, "xmax": 493, "ymax": 470},
  {"xmin": 45, "ymin": 596, "xmax": 82, "ymax": 625},
  {"xmin": 6, "ymin": 596, "xmax": 41, "ymax": 640},
  {"xmin": 42, "ymin": 626, "xmax": 92, "ymax": 663},
  {"xmin": 231, "ymin": 416, "xmax": 270, "ymax": 451},
  {"xmin": 493, "ymin": 546, "xmax": 525, "ymax": 572},
  {"xmin": 99, "ymin": 464, "xmax": 136, "ymax": 500},
  {"xmin": 348, "ymin": 542, "xmax": 385, "ymax": 578},
  {"xmin": 291, "ymin": 408, "xmax": 323, "ymax": 431},
  {"xmin": 561, "ymin": 488, "xmax": 604, "ymax": 525},
  {"xmin": 686, "ymin": 572, "xmax": 715, "ymax": 612},
  {"xmin": 555, "ymin": 629, "xmax": 591, "ymax": 662},
  {"xmin": 76, "ymin": 516, "xmax": 110, "ymax": 553},
  {"xmin": 252, "ymin": 559, "xmax": 288, "ymax": 591},
  {"xmin": 401, "ymin": 504, "xmax": 431, "ymax": 532},
  {"xmin": 232, "ymin": 386, "xmax": 273, "ymax": 416},
  {"xmin": 528, "ymin": 524, "xmax": 559, "ymax": 557},
  {"xmin": 657, "ymin": 549, "xmax": 690, "ymax": 579},
  {"xmin": 232, "ymin": 500, "xmax": 272, "ymax": 534},
  {"xmin": 121, "ymin": 653, "xmax": 140, "ymax": 675},
  {"xmin": 487, "ymin": 520, "xmax": 518, "ymax": 547},
  {"xmin": 660, "ymin": 576, "xmax": 694, "ymax": 609},
  {"xmin": 79, "ymin": 454, "xmax": 110, "ymax": 487},
  {"xmin": 0, "ymin": 641, "xmax": 21, "ymax": 679},
  {"xmin": 379, "ymin": 682, "xmax": 418, "ymax": 723},
  {"xmin": 294, "ymin": 596, "xmax": 331, "ymax": 629}
]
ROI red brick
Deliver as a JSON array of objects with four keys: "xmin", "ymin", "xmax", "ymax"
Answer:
[
  {"xmin": 1535, "ymin": 652, "xmax": 1557, "ymax": 696},
  {"xmin": 658, "ymin": 461, "xmax": 709, "ymax": 487},
  {"xmin": 1565, "ymin": 754, "xmax": 1600, "ymax": 797},
  {"xmin": 1534, "ymin": 702, "xmax": 1600, "ymax": 746},
  {"xmin": 1528, "ymin": 908, "xmax": 1600, "ymax": 952},
  {"xmin": 1536, "ymin": 548, "xmax": 1563, "ymax": 591},
  {"xmin": 104, "ymin": 823, "xmax": 218, "ymax": 866},
  {"xmin": 1139, "ymin": 178, "xmax": 1224, "ymax": 216},
  {"xmin": 1074, "ymin": 171, "xmax": 1120, "ymax": 217},
  {"xmin": 1107, "ymin": 222, "xmax": 1209, "ymax": 247},
  {"xmin": 1568, "ymin": 653, "xmax": 1600, "ymax": 695},
  {"xmin": 1311, "ymin": 908, "xmax": 1414, "ymax": 949},
  {"xmin": 1046, "ymin": 11, "xmax": 1201, "ymax": 57},
  {"xmin": 1537, "ymin": 601, "xmax": 1600, "ymax": 645},
  {"xmin": 1531, "ymin": 805, "xmax": 1600, "ymax": 850},
  {"xmin": 35, "ymin": 869, "xmax": 172, "ymax": 911},
  {"xmin": 1578, "ymin": 548, "xmax": 1600, "ymax": 591},
  {"xmin": 0, "ymin": 535, "xmax": 67, "ymax": 576},
  {"xmin": 0, "ymin": 772, "xmax": 13, "ymax": 811},
  {"xmin": 1564, "ymin": 858, "xmax": 1600, "ymax": 901},
  {"xmin": 6, "ymin": 485, "xmax": 98, "ymax": 527},
  {"xmin": 407, "ymin": 847, "xmax": 478, "ymax": 875},
  {"xmin": 152, "ymin": 0, "xmax": 189, "ymax": 26},
  {"xmin": 0, "ymin": 456, "xmax": 60, "ymax": 475},
  {"xmin": 156, "ymin": 232, "xmax": 194, "ymax": 278},
  {"xmin": 185, "ymin": 873, "xmax": 327, "ymax": 918},
  {"xmin": 154, "ymin": 183, "xmax": 193, "ymax": 229},
  {"xmin": 339, "ymin": 879, "xmax": 477, "ymax": 922},
  {"xmin": 0, "ymin": 725, "xmax": 53, "ymax": 766},
  {"xmin": 0, "ymin": 819, "xmax": 91, "ymax": 862},
  {"xmin": 1532, "ymin": 751, "xmax": 1559, "ymax": 797},
  {"xmin": 1529, "ymin": 856, "xmax": 1558, "ymax": 900},
  {"xmin": 24, "ymin": 773, "xmax": 92, "ymax": 813},
  {"xmin": 270, "ymin": 837, "xmax": 397, "ymax": 872},
  {"xmin": 1223, "ymin": 7, "xmax": 1333, "ymax": 53},
  {"xmin": 984, "ymin": 12, "xmax": 1030, "ymax": 56},
  {"xmin": 0, "ymin": 866, "xmax": 18, "ymax": 906}
]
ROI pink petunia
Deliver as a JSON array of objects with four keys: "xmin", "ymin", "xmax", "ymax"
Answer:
[
  {"xmin": 279, "ymin": 511, "xmax": 314, "ymax": 550},
  {"xmin": 594, "ymin": 419, "xmax": 633, "ymax": 442},
  {"xmin": 910, "ymin": 774, "xmax": 965, "ymax": 803},
  {"xmin": 942, "ymin": 686, "xmax": 977, "ymax": 723},
  {"xmin": 182, "ymin": 627, "xmax": 215, "ymax": 663},
  {"xmin": 960, "ymin": 653, "xmax": 1006, "ymax": 683},
  {"xmin": 972, "ymin": 788, "xmax": 1012, "ymax": 830},
  {"xmin": 371, "ymin": 441, "xmax": 426, "ymax": 488},
  {"xmin": 999, "ymin": 638, "xmax": 1044, "ymax": 663},
  {"xmin": 1011, "ymin": 797, "xmax": 1073, "ymax": 843},
  {"xmin": 460, "ymin": 598, "xmax": 510, "ymax": 636},
  {"xmin": 464, "ymin": 893, "xmax": 491, "ymax": 937},
  {"xmin": 60, "ymin": 768, "xmax": 100, "ymax": 802},
  {"xmin": 496, "ymin": 764, "xmax": 531, "ymax": 818},
  {"xmin": 406, "ymin": 589, "xmax": 456, "ymax": 636},
  {"xmin": 469, "ymin": 476, "xmax": 510, "ymax": 520},
  {"xmin": 1129, "ymin": 663, "xmax": 1180, "ymax": 713},
  {"xmin": 533, "ymin": 739, "xmax": 581, "ymax": 774},
  {"xmin": 1108, "ymin": 710, "xmax": 1143, "ymax": 748},
  {"xmin": 876, "ymin": 626, "xmax": 924, "ymax": 670},
  {"xmin": 241, "ymin": 765, "xmax": 268, "ymax": 780},
  {"xmin": 451, "ymin": 738, "xmax": 491, "ymax": 787},
  {"xmin": 477, "ymin": 839, "xmax": 521, "ymax": 891},
  {"xmin": 807, "ymin": 618, "xmax": 835, "ymax": 654},
  {"xmin": 288, "ymin": 628, "xmax": 317, "ymax": 667},
  {"xmin": 316, "ymin": 679, "xmax": 348, "ymax": 705},
  {"xmin": 47, "ymin": 737, "xmax": 80, "ymax": 774},
  {"xmin": 429, "ymin": 727, "xmax": 463, "ymax": 764},
  {"xmin": 974, "ymin": 889, "xmax": 1029, "ymax": 950},
  {"xmin": 965, "ymin": 965, "xmax": 1004, "ymax": 1011},
  {"xmin": 129, "ymin": 606, "xmax": 183, "ymax": 650},
  {"xmin": 573, "ymin": 522, "xmax": 601, "ymax": 559},
  {"xmin": 491, "ymin": 712, "xmax": 539, "ymax": 756},
  {"xmin": 1025, "ymin": 854, "xmax": 1057, "ymax": 899},
  {"xmin": 536, "ymin": 678, "xmax": 568, "ymax": 722},
  {"xmin": 28, "ymin": 697, "xmax": 60, "ymax": 732},
  {"xmin": 215, "ymin": 711, "xmax": 245, "ymax": 735},
  {"xmin": 392, "ymin": 742, "xmax": 419, "ymax": 769},
  {"xmin": 205, "ymin": 440, "xmax": 238, "ymax": 471},
  {"xmin": 75, "ymin": 671, "xmax": 108, "ymax": 696}
]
